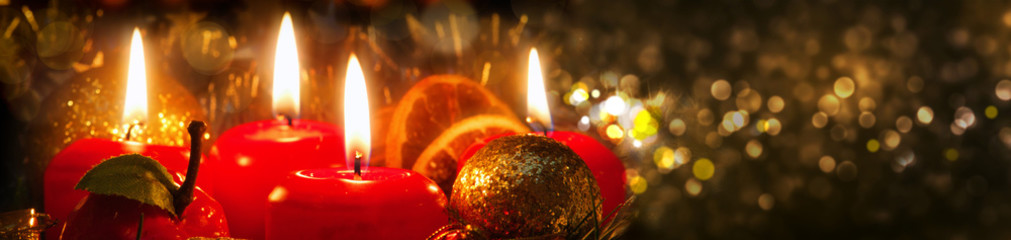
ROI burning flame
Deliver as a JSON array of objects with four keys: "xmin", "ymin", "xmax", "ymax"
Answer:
[
  {"xmin": 526, "ymin": 48, "xmax": 553, "ymax": 131},
  {"xmin": 343, "ymin": 54, "xmax": 371, "ymax": 172},
  {"xmin": 122, "ymin": 28, "xmax": 148, "ymax": 125},
  {"xmin": 272, "ymin": 12, "xmax": 300, "ymax": 118}
]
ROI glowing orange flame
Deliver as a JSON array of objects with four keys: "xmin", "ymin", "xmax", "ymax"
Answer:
[
  {"xmin": 526, "ymin": 48, "xmax": 552, "ymax": 131},
  {"xmin": 343, "ymin": 54, "xmax": 371, "ymax": 171},
  {"xmin": 272, "ymin": 12, "xmax": 300, "ymax": 118},
  {"xmin": 122, "ymin": 28, "xmax": 148, "ymax": 125}
]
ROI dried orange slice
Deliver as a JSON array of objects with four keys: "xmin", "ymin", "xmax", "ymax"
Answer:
[
  {"xmin": 413, "ymin": 115, "xmax": 528, "ymax": 191},
  {"xmin": 385, "ymin": 75, "xmax": 518, "ymax": 170}
]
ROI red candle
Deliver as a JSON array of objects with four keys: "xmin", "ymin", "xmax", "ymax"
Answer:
[
  {"xmin": 458, "ymin": 49, "xmax": 627, "ymax": 221},
  {"xmin": 43, "ymin": 28, "xmax": 210, "ymax": 226},
  {"xmin": 266, "ymin": 53, "xmax": 448, "ymax": 239},
  {"xmin": 266, "ymin": 168, "xmax": 448, "ymax": 240},
  {"xmin": 208, "ymin": 119, "xmax": 343, "ymax": 239},
  {"xmin": 206, "ymin": 12, "xmax": 345, "ymax": 240}
]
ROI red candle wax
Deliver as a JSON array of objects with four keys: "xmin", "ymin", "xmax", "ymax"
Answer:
[
  {"xmin": 266, "ymin": 167, "xmax": 448, "ymax": 240},
  {"xmin": 44, "ymin": 138, "xmax": 211, "ymax": 226},
  {"xmin": 458, "ymin": 131, "xmax": 627, "ymax": 222},
  {"xmin": 208, "ymin": 119, "xmax": 343, "ymax": 240}
]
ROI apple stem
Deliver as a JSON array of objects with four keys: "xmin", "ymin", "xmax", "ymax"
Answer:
[
  {"xmin": 136, "ymin": 212, "xmax": 144, "ymax": 240},
  {"xmin": 174, "ymin": 120, "xmax": 206, "ymax": 216}
]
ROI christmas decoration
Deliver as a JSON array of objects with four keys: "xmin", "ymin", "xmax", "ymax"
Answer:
[{"xmin": 450, "ymin": 134, "xmax": 600, "ymax": 239}]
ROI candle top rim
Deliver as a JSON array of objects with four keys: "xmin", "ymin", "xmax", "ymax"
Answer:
[
  {"xmin": 293, "ymin": 167, "xmax": 415, "ymax": 182},
  {"xmin": 219, "ymin": 119, "xmax": 341, "ymax": 141}
]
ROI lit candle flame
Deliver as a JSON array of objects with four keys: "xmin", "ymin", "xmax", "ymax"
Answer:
[
  {"xmin": 272, "ymin": 12, "xmax": 300, "ymax": 118},
  {"xmin": 122, "ymin": 28, "xmax": 148, "ymax": 125},
  {"xmin": 344, "ymin": 54, "xmax": 371, "ymax": 172},
  {"xmin": 526, "ymin": 48, "xmax": 553, "ymax": 131}
]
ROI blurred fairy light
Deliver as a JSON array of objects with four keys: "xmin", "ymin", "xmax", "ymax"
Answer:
[
  {"xmin": 834, "ymin": 77, "xmax": 856, "ymax": 98},
  {"xmin": 917, "ymin": 106, "xmax": 934, "ymax": 125},
  {"xmin": 1000, "ymin": 127, "xmax": 1011, "ymax": 148},
  {"xmin": 812, "ymin": 112, "xmax": 829, "ymax": 128},
  {"xmin": 997, "ymin": 79, "xmax": 1011, "ymax": 101},
  {"xmin": 818, "ymin": 95, "xmax": 841, "ymax": 116},
  {"xmin": 605, "ymin": 124, "xmax": 624, "ymax": 141},
  {"xmin": 896, "ymin": 116, "xmax": 914, "ymax": 133},
  {"xmin": 893, "ymin": 151, "xmax": 915, "ymax": 173},
  {"xmin": 685, "ymin": 178, "xmax": 702, "ymax": 197},
  {"xmin": 767, "ymin": 95, "xmax": 785, "ymax": 113},
  {"xmin": 697, "ymin": 109, "xmax": 714, "ymax": 126},
  {"xmin": 836, "ymin": 161, "xmax": 858, "ymax": 181},
  {"xmin": 858, "ymin": 97, "xmax": 877, "ymax": 112},
  {"xmin": 710, "ymin": 79, "xmax": 732, "ymax": 100},
  {"xmin": 674, "ymin": 147, "xmax": 691, "ymax": 167},
  {"xmin": 668, "ymin": 118, "xmax": 686, "ymax": 136},
  {"xmin": 858, "ymin": 112, "xmax": 876, "ymax": 128},
  {"xmin": 568, "ymin": 88, "xmax": 589, "ymax": 105},
  {"xmin": 985, "ymin": 105, "xmax": 998, "ymax": 119},
  {"xmin": 745, "ymin": 140, "xmax": 762, "ymax": 159},
  {"xmin": 604, "ymin": 95, "xmax": 627, "ymax": 116},
  {"xmin": 577, "ymin": 116, "xmax": 590, "ymax": 132},
  {"xmin": 654, "ymin": 146, "xmax": 676, "ymax": 173},
  {"xmin": 953, "ymin": 106, "xmax": 976, "ymax": 132},
  {"xmin": 631, "ymin": 110, "xmax": 659, "ymax": 140},
  {"xmin": 881, "ymin": 130, "xmax": 901, "ymax": 150},
  {"xmin": 765, "ymin": 118, "xmax": 782, "ymax": 135},
  {"xmin": 867, "ymin": 139, "xmax": 881, "ymax": 153},
  {"xmin": 818, "ymin": 156, "xmax": 836, "ymax": 173},
  {"xmin": 757, "ymin": 193, "xmax": 775, "ymax": 211},
  {"xmin": 945, "ymin": 148, "xmax": 959, "ymax": 161},
  {"xmin": 736, "ymin": 88, "xmax": 762, "ymax": 113},
  {"xmin": 626, "ymin": 169, "xmax": 648, "ymax": 195},
  {"xmin": 693, "ymin": 158, "xmax": 715, "ymax": 181}
]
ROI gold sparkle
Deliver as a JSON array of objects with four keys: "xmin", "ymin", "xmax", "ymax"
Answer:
[{"xmin": 768, "ymin": 95, "xmax": 785, "ymax": 113}]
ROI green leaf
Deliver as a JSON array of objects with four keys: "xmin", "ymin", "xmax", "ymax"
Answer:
[{"xmin": 75, "ymin": 154, "xmax": 180, "ymax": 215}]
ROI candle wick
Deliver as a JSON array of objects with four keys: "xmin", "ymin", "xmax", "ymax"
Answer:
[
  {"xmin": 125, "ymin": 122, "xmax": 144, "ymax": 141},
  {"xmin": 353, "ymin": 151, "xmax": 362, "ymax": 177},
  {"xmin": 277, "ymin": 114, "xmax": 293, "ymax": 127},
  {"xmin": 525, "ymin": 118, "xmax": 550, "ymax": 135}
]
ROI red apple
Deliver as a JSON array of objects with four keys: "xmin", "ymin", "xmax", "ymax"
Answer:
[
  {"xmin": 59, "ymin": 187, "xmax": 228, "ymax": 240},
  {"xmin": 57, "ymin": 121, "xmax": 228, "ymax": 240}
]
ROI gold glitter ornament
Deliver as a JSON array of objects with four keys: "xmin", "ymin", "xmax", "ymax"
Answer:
[
  {"xmin": 27, "ymin": 60, "xmax": 205, "ymax": 174},
  {"xmin": 450, "ymin": 134, "xmax": 602, "ymax": 239}
]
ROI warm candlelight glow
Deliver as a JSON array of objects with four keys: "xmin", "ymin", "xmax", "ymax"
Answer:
[
  {"xmin": 343, "ymin": 54, "xmax": 371, "ymax": 171},
  {"xmin": 272, "ymin": 12, "xmax": 300, "ymax": 118},
  {"xmin": 122, "ymin": 28, "xmax": 148, "ymax": 125},
  {"xmin": 526, "ymin": 48, "xmax": 552, "ymax": 131}
]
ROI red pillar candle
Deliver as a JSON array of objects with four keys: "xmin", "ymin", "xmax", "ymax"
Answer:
[
  {"xmin": 207, "ymin": 119, "xmax": 343, "ymax": 239},
  {"xmin": 206, "ymin": 12, "xmax": 345, "ymax": 240},
  {"xmin": 266, "ymin": 168, "xmax": 448, "ymax": 240},
  {"xmin": 43, "ymin": 28, "xmax": 210, "ymax": 225},
  {"xmin": 458, "ymin": 49, "xmax": 627, "ymax": 221},
  {"xmin": 266, "ymin": 54, "xmax": 448, "ymax": 239}
]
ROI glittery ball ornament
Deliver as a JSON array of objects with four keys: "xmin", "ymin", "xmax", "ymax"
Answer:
[{"xmin": 450, "ymin": 134, "xmax": 601, "ymax": 238}]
